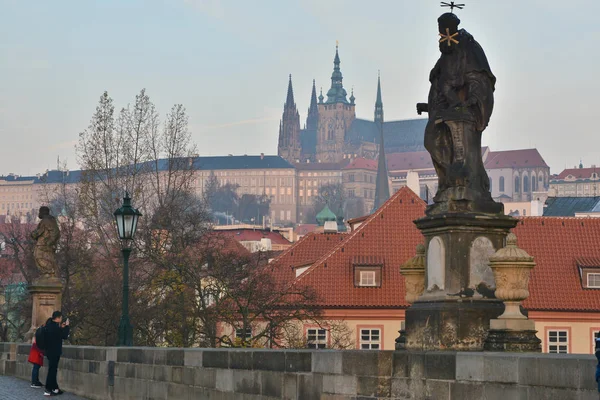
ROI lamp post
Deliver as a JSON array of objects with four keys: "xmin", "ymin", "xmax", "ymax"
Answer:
[{"xmin": 113, "ymin": 192, "xmax": 142, "ymax": 346}]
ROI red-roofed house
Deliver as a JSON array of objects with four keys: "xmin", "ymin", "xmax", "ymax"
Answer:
[
  {"xmin": 514, "ymin": 217, "xmax": 600, "ymax": 354},
  {"xmin": 549, "ymin": 164, "xmax": 600, "ymax": 197},
  {"xmin": 213, "ymin": 228, "xmax": 291, "ymax": 252},
  {"xmin": 485, "ymin": 149, "xmax": 550, "ymax": 202},
  {"xmin": 342, "ymin": 158, "xmax": 379, "ymax": 216},
  {"xmin": 269, "ymin": 187, "xmax": 426, "ymax": 349}
]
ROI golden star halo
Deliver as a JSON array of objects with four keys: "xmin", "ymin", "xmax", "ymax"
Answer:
[{"xmin": 439, "ymin": 28, "xmax": 459, "ymax": 46}]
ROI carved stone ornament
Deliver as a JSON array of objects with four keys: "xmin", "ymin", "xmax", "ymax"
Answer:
[
  {"xmin": 488, "ymin": 233, "xmax": 535, "ymax": 320},
  {"xmin": 400, "ymin": 244, "xmax": 426, "ymax": 304}
]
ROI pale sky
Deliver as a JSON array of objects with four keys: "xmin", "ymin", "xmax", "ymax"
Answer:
[{"xmin": 1, "ymin": 0, "xmax": 599, "ymax": 175}]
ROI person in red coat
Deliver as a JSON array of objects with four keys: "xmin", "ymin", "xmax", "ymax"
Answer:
[{"xmin": 28, "ymin": 318, "xmax": 50, "ymax": 388}]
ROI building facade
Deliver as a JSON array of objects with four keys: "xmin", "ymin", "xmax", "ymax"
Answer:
[
  {"xmin": 549, "ymin": 164, "xmax": 600, "ymax": 197},
  {"xmin": 485, "ymin": 148, "xmax": 550, "ymax": 202},
  {"xmin": 294, "ymin": 162, "xmax": 343, "ymax": 223},
  {"xmin": 342, "ymin": 158, "xmax": 377, "ymax": 216}
]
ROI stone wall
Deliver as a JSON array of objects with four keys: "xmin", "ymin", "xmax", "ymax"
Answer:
[{"xmin": 0, "ymin": 343, "xmax": 598, "ymax": 399}]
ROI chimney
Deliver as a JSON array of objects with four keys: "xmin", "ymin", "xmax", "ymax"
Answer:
[
  {"xmin": 261, "ymin": 153, "xmax": 265, "ymax": 160},
  {"xmin": 407, "ymin": 170, "xmax": 420, "ymax": 195},
  {"xmin": 324, "ymin": 221, "xmax": 338, "ymax": 233}
]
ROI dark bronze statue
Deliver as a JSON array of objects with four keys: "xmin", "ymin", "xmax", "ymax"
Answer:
[
  {"xmin": 417, "ymin": 12, "xmax": 502, "ymax": 215},
  {"xmin": 31, "ymin": 206, "xmax": 60, "ymax": 278}
]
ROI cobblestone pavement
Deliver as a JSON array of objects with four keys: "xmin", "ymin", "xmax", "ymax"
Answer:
[{"xmin": 0, "ymin": 376, "xmax": 87, "ymax": 399}]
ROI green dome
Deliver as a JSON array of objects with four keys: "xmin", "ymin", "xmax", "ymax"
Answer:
[{"xmin": 316, "ymin": 204, "xmax": 337, "ymax": 226}]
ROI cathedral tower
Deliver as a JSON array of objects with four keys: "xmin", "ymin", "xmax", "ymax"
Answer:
[
  {"xmin": 278, "ymin": 75, "xmax": 301, "ymax": 163},
  {"xmin": 316, "ymin": 45, "xmax": 356, "ymax": 163}
]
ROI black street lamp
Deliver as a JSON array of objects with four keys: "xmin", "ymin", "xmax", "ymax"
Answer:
[{"xmin": 113, "ymin": 192, "xmax": 142, "ymax": 346}]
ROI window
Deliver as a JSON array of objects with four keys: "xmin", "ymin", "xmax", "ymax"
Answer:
[
  {"xmin": 349, "ymin": 174, "xmax": 355, "ymax": 182},
  {"xmin": 307, "ymin": 328, "xmax": 327, "ymax": 349},
  {"xmin": 593, "ymin": 331, "xmax": 600, "ymax": 352},
  {"xmin": 360, "ymin": 328, "xmax": 381, "ymax": 350},
  {"xmin": 348, "ymin": 189, "xmax": 355, "ymax": 198},
  {"xmin": 359, "ymin": 271, "xmax": 376, "ymax": 287},
  {"xmin": 548, "ymin": 330, "xmax": 569, "ymax": 353},
  {"xmin": 364, "ymin": 189, "xmax": 368, "ymax": 198},
  {"xmin": 235, "ymin": 328, "xmax": 252, "ymax": 340},
  {"xmin": 499, "ymin": 176, "xmax": 505, "ymax": 192},
  {"xmin": 588, "ymin": 273, "xmax": 600, "ymax": 288},
  {"xmin": 523, "ymin": 176, "xmax": 530, "ymax": 192},
  {"xmin": 515, "ymin": 176, "xmax": 520, "ymax": 193},
  {"xmin": 489, "ymin": 177, "xmax": 492, "ymax": 193}
]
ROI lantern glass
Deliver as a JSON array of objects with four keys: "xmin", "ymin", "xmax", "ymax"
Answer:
[{"xmin": 114, "ymin": 193, "xmax": 142, "ymax": 242}]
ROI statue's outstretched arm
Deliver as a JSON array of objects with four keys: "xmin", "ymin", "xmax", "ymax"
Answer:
[{"xmin": 416, "ymin": 103, "xmax": 429, "ymax": 115}]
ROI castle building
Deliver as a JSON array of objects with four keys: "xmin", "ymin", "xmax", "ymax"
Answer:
[{"xmin": 277, "ymin": 46, "xmax": 427, "ymax": 165}]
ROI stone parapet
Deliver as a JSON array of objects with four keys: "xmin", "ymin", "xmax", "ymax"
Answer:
[{"xmin": 0, "ymin": 343, "xmax": 597, "ymax": 399}]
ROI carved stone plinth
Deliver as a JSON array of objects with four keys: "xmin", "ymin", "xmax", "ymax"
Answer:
[
  {"xmin": 24, "ymin": 277, "xmax": 62, "ymax": 341},
  {"xmin": 484, "ymin": 329, "xmax": 541, "ymax": 352},
  {"xmin": 404, "ymin": 213, "xmax": 517, "ymax": 351},
  {"xmin": 405, "ymin": 299, "xmax": 504, "ymax": 351}
]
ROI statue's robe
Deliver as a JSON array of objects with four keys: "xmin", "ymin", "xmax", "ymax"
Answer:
[{"xmin": 424, "ymin": 29, "xmax": 499, "ymax": 213}]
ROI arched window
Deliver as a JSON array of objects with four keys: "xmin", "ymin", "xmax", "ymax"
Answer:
[
  {"xmin": 524, "ymin": 176, "xmax": 530, "ymax": 193},
  {"xmin": 499, "ymin": 176, "xmax": 505, "ymax": 192},
  {"xmin": 531, "ymin": 176, "xmax": 536, "ymax": 192},
  {"xmin": 515, "ymin": 176, "xmax": 520, "ymax": 193}
]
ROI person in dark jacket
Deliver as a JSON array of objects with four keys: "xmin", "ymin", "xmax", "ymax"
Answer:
[{"xmin": 44, "ymin": 311, "xmax": 70, "ymax": 397}]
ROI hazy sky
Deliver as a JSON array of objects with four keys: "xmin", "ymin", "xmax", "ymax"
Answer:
[{"xmin": 1, "ymin": 0, "xmax": 599, "ymax": 175}]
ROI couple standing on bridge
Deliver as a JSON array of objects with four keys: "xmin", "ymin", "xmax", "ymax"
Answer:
[{"xmin": 29, "ymin": 310, "xmax": 70, "ymax": 397}]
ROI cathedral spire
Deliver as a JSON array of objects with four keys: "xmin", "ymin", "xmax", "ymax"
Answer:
[
  {"xmin": 372, "ymin": 122, "xmax": 390, "ymax": 212},
  {"xmin": 285, "ymin": 74, "xmax": 295, "ymax": 108},
  {"xmin": 278, "ymin": 74, "xmax": 301, "ymax": 163},
  {"xmin": 374, "ymin": 71, "xmax": 384, "ymax": 124},
  {"xmin": 325, "ymin": 43, "xmax": 349, "ymax": 104},
  {"xmin": 306, "ymin": 79, "xmax": 319, "ymax": 131}
]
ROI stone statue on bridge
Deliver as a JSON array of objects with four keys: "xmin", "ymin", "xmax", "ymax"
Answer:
[
  {"xmin": 417, "ymin": 12, "xmax": 502, "ymax": 215},
  {"xmin": 30, "ymin": 206, "xmax": 60, "ymax": 279}
]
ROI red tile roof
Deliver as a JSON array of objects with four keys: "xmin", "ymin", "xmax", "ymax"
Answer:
[
  {"xmin": 556, "ymin": 167, "xmax": 600, "ymax": 180},
  {"xmin": 515, "ymin": 217, "xmax": 600, "ymax": 312},
  {"xmin": 387, "ymin": 151, "xmax": 433, "ymax": 172},
  {"xmin": 269, "ymin": 231, "xmax": 349, "ymax": 284},
  {"xmin": 216, "ymin": 229, "xmax": 290, "ymax": 245},
  {"xmin": 575, "ymin": 257, "xmax": 600, "ymax": 268},
  {"xmin": 279, "ymin": 187, "xmax": 426, "ymax": 308},
  {"xmin": 343, "ymin": 158, "xmax": 377, "ymax": 171},
  {"xmin": 484, "ymin": 149, "xmax": 549, "ymax": 169}
]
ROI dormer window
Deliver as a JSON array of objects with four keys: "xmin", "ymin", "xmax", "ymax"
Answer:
[
  {"xmin": 587, "ymin": 273, "xmax": 600, "ymax": 288},
  {"xmin": 577, "ymin": 258, "xmax": 600, "ymax": 289},
  {"xmin": 353, "ymin": 256, "xmax": 383, "ymax": 287},
  {"xmin": 360, "ymin": 271, "xmax": 376, "ymax": 286}
]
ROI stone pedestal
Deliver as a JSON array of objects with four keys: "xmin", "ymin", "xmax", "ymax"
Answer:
[
  {"xmin": 24, "ymin": 277, "xmax": 62, "ymax": 341},
  {"xmin": 404, "ymin": 213, "xmax": 517, "ymax": 351}
]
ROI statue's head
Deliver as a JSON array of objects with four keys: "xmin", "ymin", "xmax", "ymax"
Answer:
[
  {"xmin": 38, "ymin": 206, "xmax": 50, "ymax": 219},
  {"xmin": 438, "ymin": 12, "xmax": 460, "ymax": 35},
  {"xmin": 438, "ymin": 13, "xmax": 461, "ymax": 54}
]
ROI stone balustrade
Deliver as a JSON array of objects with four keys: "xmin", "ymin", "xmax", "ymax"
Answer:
[{"xmin": 0, "ymin": 343, "xmax": 598, "ymax": 399}]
